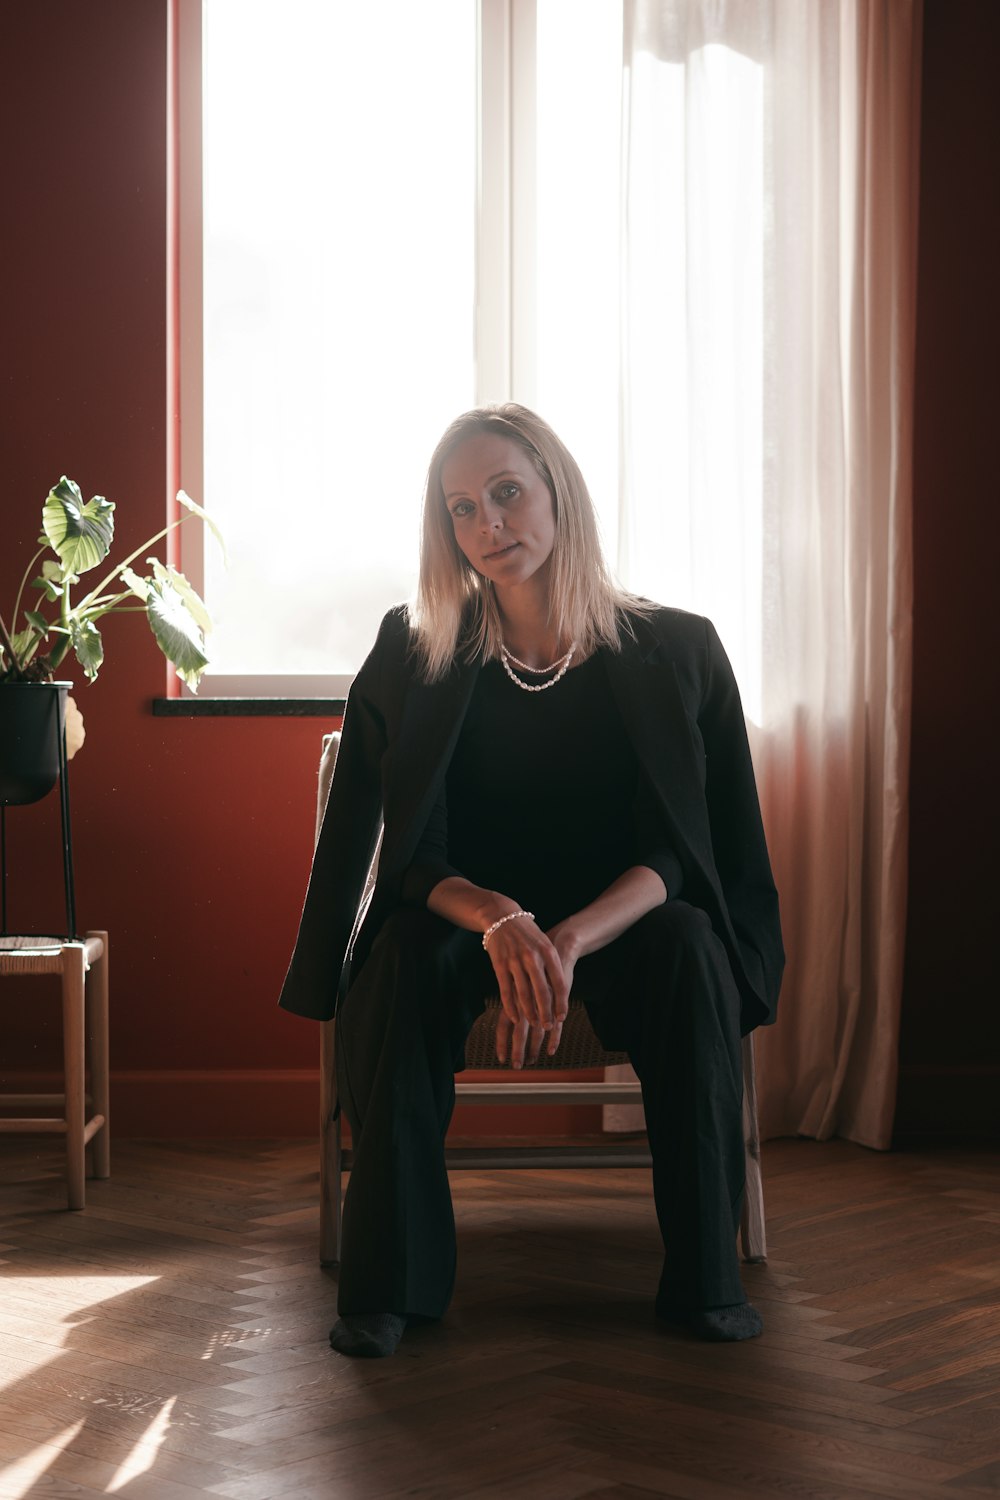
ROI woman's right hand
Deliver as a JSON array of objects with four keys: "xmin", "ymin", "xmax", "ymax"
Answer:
[{"xmin": 485, "ymin": 916, "xmax": 569, "ymax": 1067}]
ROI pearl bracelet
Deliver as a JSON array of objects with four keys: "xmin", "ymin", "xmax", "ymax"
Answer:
[{"xmin": 482, "ymin": 910, "xmax": 535, "ymax": 950}]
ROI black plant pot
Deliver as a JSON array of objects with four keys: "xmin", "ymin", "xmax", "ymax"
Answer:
[{"xmin": 0, "ymin": 681, "xmax": 72, "ymax": 806}]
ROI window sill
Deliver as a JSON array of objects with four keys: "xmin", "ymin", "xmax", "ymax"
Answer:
[{"xmin": 152, "ymin": 698, "xmax": 346, "ymax": 718}]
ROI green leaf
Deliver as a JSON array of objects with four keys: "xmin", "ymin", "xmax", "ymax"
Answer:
[
  {"xmin": 177, "ymin": 490, "xmax": 228, "ymax": 565},
  {"xmin": 146, "ymin": 577, "xmax": 209, "ymax": 691},
  {"xmin": 24, "ymin": 610, "xmax": 51, "ymax": 636},
  {"xmin": 41, "ymin": 560, "xmax": 62, "ymax": 582},
  {"xmin": 30, "ymin": 574, "xmax": 63, "ymax": 602},
  {"xmin": 70, "ymin": 618, "xmax": 105, "ymax": 681},
  {"xmin": 147, "ymin": 558, "xmax": 212, "ymax": 635},
  {"xmin": 120, "ymin": 566, "xmax": 151, "ymax": 602},
  {"xmin": 42, "ymin": 478, "xmax": 116, "ymax": 575}
]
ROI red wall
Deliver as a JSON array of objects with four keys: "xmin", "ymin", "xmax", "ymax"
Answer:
[
  {"xmin": 2, "ymin": 1, "xmax": 996, "ymax": 1140},
  {"xmin": 0, "ymin": 0, "xmax": 599, "ymax": 1138},
  {"xmin": 0, "ymin": 0, "xmax": 327, "ymax": 1132}
]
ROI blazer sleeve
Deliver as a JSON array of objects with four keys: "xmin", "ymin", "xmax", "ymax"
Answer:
[
  {"xmin": 699, "ymin": 616, "xmax": 784, "ymax": 1023},
  {"xmin": 632, "ymin": 769, "xmax": 684, "ymax": 899},
  {"xmin": 277, "ymin": 608, "xmax": 401, "ymax": 1021},
  {"xmin": 400, "ymin": 775, "xmax": 464, "ymax": 906}
]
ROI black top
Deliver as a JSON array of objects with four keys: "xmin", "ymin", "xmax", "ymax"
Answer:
[{"xmin": 403, "ymin": 652, "xmax": 681, "ymax": 928}]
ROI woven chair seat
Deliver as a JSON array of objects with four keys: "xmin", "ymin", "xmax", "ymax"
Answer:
[
  {"xmin": 0, "ymin": 935, "xmax": 102, "ymax": 976},
  {"xmin": 463, "ymin": 998, "xmax": 630, "ymax": 1070}
]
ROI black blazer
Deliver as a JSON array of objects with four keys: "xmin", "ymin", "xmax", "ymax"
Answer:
[{"xmin": 278, "ymin": 604, "xmax": 784, "ymax": 1036}]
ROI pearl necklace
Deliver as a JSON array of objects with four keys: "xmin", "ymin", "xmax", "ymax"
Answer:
[{"xmin": 499, "ymin": 641, "xmax": 578, "ymax": 692}]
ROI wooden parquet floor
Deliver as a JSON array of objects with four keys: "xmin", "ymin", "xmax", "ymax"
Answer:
[{"xmin": 0, "ymin": 1137, "xmax": 998, "ymax": 1500}]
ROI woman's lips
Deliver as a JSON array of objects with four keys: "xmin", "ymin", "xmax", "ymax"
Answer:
[{"xmin": 484, "ymin": 541, "xmax": 520, "ymax": 560}]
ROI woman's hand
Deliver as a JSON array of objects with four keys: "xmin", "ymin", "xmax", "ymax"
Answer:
[
  {"xmin": 487, "ymin": 916, "xmax": 569, "ymax": 1069},
  {"xmin": 492, "ymin": 919, "xmax": 584, "ymax": 1068},
  {"xmin": 426, "ymin": 870, "xmax": 664, "ymax": 1067}
]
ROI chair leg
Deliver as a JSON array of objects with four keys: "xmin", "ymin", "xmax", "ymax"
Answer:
[
  {"xmin": 319, "ymin": 1019, "xmax": 340, "ymax": 1265},
  {"xmin": 86, "ymin": 931, "xmax": 110, "ymax": 1180},
  {"xmin": 332, "ymin": 1118, "xmax": 343, "ymax": 1266},
  {"xmin": 740, "ymin": 1033, "xmax": 767, "ymax": 1262},
  {"xmin": 62, "ymin": 945, "xmax": 87, "ymax": 1210}
]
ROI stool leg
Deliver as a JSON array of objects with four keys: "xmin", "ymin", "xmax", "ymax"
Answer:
[
  {"xmin": 87, "ymin": 931, "xmax": 110, "ymax": 1180},
  {"xmin": 63, "ymin": 945, "xmax": 87, "ymax": 1210}
]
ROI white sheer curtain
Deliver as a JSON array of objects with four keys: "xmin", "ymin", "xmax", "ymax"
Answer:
[{"xmin": 609, "ymin": 0, "xmax": 922, "ymax": 1149}]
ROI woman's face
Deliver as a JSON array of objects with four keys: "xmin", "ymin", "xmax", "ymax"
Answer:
[{"xmin": 441, "ymin": 432, "xmax": 557, "ymax": 593}]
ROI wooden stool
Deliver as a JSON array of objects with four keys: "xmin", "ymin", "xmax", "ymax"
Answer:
[{"xmin": 0, "ymin": 931, "xmax": 110, "ymax": 1208}]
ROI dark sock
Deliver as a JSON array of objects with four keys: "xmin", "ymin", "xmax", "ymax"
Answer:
[
  {"xmin": 691, "ymin": 1302, "xmax": 763, "ymax": 1341},
  {"xmin": 329, "ymin": 1313, "xmax": 406, "ymax": 1358},
  {"xmin": 657, "ymin": 1299, "xmax": 763, "ymax": 1342}
]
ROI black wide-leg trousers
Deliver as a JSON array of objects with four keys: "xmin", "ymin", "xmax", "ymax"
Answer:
[{"xmin": 334, "ymin": 901, "xmax": 747, "ymax": 1319}]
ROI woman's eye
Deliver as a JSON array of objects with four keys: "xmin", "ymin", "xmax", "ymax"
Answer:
[
  {"xmin": 451, "ymin": 501, "xmax": 473, "ymax": 519},
  {"xmin": 497, "ymin": 483, "xmax": 518, "ymax": 501}
]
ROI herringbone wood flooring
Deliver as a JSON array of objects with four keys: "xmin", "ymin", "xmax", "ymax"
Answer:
[{"xmin": 0, "ymin": 1137, "xmax": 998, "ymax": 1499}]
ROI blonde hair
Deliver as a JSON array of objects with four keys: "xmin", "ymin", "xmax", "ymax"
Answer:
[{"xmin": 410, "ymin": 403, "xmax": 651, "ymax": 682}]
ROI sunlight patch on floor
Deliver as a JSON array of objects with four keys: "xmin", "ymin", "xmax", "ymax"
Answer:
[
  {"xmin": 106, "ymin": 1395, "xmax": 176, "ymax": 1492},
  {"xmin": 0, "ymin": 1274, "xmax": 159, "ymax": 1387},
  {"xmin": 0, "ymin": 1420, "xmax": 85, "ymax": 1499}
]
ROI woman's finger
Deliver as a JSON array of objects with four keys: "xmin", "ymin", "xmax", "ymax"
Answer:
[
  {"xmin": 509, "ymin": 1015, "xmax": 531, "ymax": 1069},
  {"xmin": 495, "ymin": 967, "xmax": 519, "ymax": 1025},
  {"xmin": 521, "ymin": 952, "xmax": 556, "ymax": 1029},
  {"xmin": 494, "ymin": 999, "xmax": 561, "ymax": 1066},
  {"xmin": 509, "ymin": 961, "xmax": 534, "ymax": 1025},
  {"xmin": 543, "ymin": 948, "xmax": 570, "ymax": 1022},
  {"xmin": 526, "ymin": 1022, "xmax": 546, "ymax": 1066}
]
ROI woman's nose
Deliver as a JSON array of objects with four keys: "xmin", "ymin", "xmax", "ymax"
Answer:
[{"xmin": 480, "ymin": 502, "xmax": 503, "ymax": 532}]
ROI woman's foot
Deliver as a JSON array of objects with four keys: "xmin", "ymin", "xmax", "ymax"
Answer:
[
  {"xmin": 690, "ymin": 1303, "xmax": 763, "ymax": 1341},
  {"xmin": 329, "ymin": 1312, "xmax": 406, "ymax": 1358},
  {"xmin": 657, "ymin": 1299, "xmax": 763, "ymax": 1342}
]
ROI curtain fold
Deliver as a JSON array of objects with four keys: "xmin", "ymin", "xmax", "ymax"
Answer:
[{"xmin": 611, "ymin": 0, "xmax": 922, "ymax": 1148}]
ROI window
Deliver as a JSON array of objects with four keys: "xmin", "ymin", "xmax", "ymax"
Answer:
[{"xmin": 176, "ymin": 0, "xmax": 624, "ymax": 696}]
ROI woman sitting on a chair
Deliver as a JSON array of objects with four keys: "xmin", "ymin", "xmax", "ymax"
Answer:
[{"xmin": 279, "ymin": 404, "xmax": 784, "ymax": 1358}]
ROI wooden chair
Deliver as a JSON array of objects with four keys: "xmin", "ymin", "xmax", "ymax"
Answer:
[
  {"xmin": 0, "ymin": 932, "xmax": 110, "ymax": 1209},
  {"xmin": 313, "ymin": 734, "xmax": 765, "ymax": 1267}
]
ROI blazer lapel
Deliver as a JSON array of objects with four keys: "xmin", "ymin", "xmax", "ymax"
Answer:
[{"xmin": 602, "ymin": 618, "xmax": 715, "ymax": 865}]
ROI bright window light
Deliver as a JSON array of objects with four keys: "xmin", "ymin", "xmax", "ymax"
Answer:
[
  {"xmin": 621, "ymin": 41, "xmax": 764, "ymax": 720},
  {"xmin": 188, "ymin": 4, "xmax": 765, "ymax": 709},
  {"xmin": 534, "ymin": 0, "xmax": 624, "ymax": 559},
  {"xmin": 199, "ymin": 0, "xmax": 476, "ymax": 680}
]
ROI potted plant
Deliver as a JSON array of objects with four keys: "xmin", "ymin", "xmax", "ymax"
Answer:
[{"xmin": 0, "ymin": 477, "xmax": 222, "ymax": 805}]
